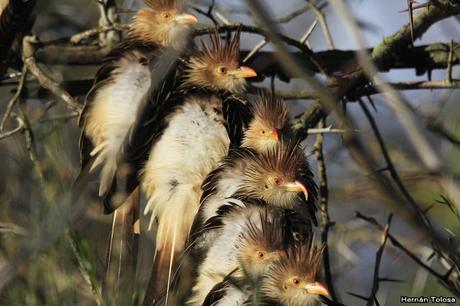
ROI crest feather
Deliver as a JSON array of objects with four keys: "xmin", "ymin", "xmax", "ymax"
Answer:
[
  {"xmin": 143, "ymin": 0, "xmax": 179, "ymax": 10},
  {"xmin": 200, "ymin": 28, "xmax": 242, "ymax": 65},
  {"xmin": 240, "ymin": 209, "xmax": 285, "ymax": 252},
  {"xmin": 268, "ymin": 235, "xmax": 324, "ymax": 284},
  {"xmin": 252, "ymin": 92, "xmax": 288, "ymax": 129}
]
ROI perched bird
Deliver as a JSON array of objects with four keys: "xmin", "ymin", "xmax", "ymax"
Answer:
[
  {"xmin": 189, "ymin": 140, "xmax": 317, "ymax": 252},
  {"xmin": 188, "ymin": 202, "xmax": 288, "ymax": 306},
  {"xmin": 76, "ymin": 0, "xmax": 197, "ymax": 301},
  {"xmin": 133, "ymin": 30, "xmax": 256, "ymax": 303},
  {"xmin": 240, "ymin": 93, "xmax": 288, "ymax": 152},
  {"xmin": 201, "ymin": 209, "xmax": 286, "ymax": 306},
  {"xmin": 78, "ymin": 0, "xmax": 198, "ymax": 200},
  {"xmin": 258, "ymin": 237, "xmax": 329, "ymax": 306}
]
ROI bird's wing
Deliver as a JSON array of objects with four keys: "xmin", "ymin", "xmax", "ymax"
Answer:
[
  {"xmin": 297, "ymin": 158, "xmax": 319, "ymax": 226},
  {"xmin": 78, "ymin": 38, "xmax": 157, "ymax": 171},
  {"xmin": 102, "ymin": 48, "xmax": 185, "ymax": 212},
  {"xmin": 202, "ymin": 269, "xmax": 241, "ymax": 306},
  {"xmin": 188, "ymin": 164, "xmax": 226, "ymax": 243},
  {"xmin": 223, "ymin": 94, "xmax": 251, "ymax": 148}
]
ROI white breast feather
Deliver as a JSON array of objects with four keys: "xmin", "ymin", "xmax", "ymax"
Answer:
[
  {"xmin": 215, "ymin": 286, "xmax": 250, "ymax": 306},
  {"xmin": 188, "ymin": 206, "xmax": 265, "ymax": 306},
  {"xmin": 142, "ymin": 96, "xmax": 230, "ymax": 253},
  {"xmin": 85, "ymin": 59, "xmax": 150, "ymax": 195}
]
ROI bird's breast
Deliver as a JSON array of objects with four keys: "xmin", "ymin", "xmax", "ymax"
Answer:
[{"xmin": 144, "ymin": 95, "xmax": 230, "ymax": 187}]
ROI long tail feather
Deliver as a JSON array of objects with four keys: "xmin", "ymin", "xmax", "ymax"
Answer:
[{"xmin": 103, "ymin": 187, "xmax": 140, "ymax": 305}]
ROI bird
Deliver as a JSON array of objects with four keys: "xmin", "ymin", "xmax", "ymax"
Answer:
[
  {"xmin": 240, "ymin": 93, "xmax": 288, "ymax": 152},
  {"xmin": 200, "ymin": 208, "xmax": 287, "ymax": 306},
  {"xmin": 257, "ymin": 236, "xmax": 330, "ymax": 306},
  {"xmin": 78, "ymin": 0, "xmax": 198, "ymax": 201},
  {"xmin": 188, "ymin": 140, "xmax": 318, "ymax": 255},
  {"xmin": 187, "ymin": 201, "xmax": 289, "ymax": 306},
  {"xmin": 76, "ymin": 0, "xmax": 198, "ymax": 300},
  {"xmin": 133, "ymin": 30, "xmax": 257, "ymax": 303}
]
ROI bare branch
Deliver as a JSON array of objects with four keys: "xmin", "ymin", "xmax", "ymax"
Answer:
[
  {"xmin": 355, "ymin": 212, "xmax": 460, "ymax": 297},
  {"xmin": 1, "ymin": 65, "xmax": 27, "ymax": 131},
  {"xmin": 22, "ymin": 36, "xmax": 82, "ymax": 112},
  {"xmin": 367, "ymin": 214, "xmax": 392, "ymax": 306},
  {"xmin": 314, "ymin": 118, "xmax": 339, "ymax": 302}
]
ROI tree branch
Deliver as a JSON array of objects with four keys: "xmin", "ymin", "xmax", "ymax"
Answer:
[{"xmin": 22, "ymin": 36, "xmax": 82, "ymax": 112}]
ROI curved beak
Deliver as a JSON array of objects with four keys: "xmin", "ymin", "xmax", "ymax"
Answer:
[
  {"xmin": 270, "ymin": 128, "xmax": 280, "ymax": 141},
  {"xmin": 229, "ymin": 66, "xmax": 257, "ymax": 79},
  {"xmin": 304, "ymin": 282, "xmax": 330, "ymax": 297},
  {"xmin": 283, "ymin": 180, "xmax": 308, "ymax": 201},
  {"xmin": 174, "ymin": 13, "xmax": 199, "ymax": 25}
]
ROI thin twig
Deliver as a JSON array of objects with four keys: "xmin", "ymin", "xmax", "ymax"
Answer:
[
  {"xmin": 70, "ymin": 23, "xmax": 129, "ymax": 44},
  {"xmin": 304, "ymin": 2, "xmax": 335, "ymax": 49},
  {"xmin": 22, "ymin": 36, "xmax": 81, "ymax": 111},
  {"xmin": 1, "ymin": 65, "xmax": 27, "ymax": 131},
  {"xmin": 243, "ymin": 39, "xmax": 268, "ymax": 63},
  {"xmin": 273, "ymin": 2, "xmax": 317, "ymax": 24},
  {"xmin": 355, "ymin": 212, "xmax": 460, "ymax": 297},
  {"xmin": 300, "ymin": 19, "xmax": 318, "ymax": 45},
  {"xmin": 17, "ymin": 101, "xmax": 44, "ymax": 183},
  {"xmin": 308, "ymin": 126, "xmax": 347, "ymax": 134},
  {"xmin": 358, "ymin": 99, "xmax": 430, "ymax": 226},
  {"xmin": 314, "ymin": 118, "xmax": 338, "ymax": 302},
  {"xmin": 367, "ymin": 214, "xmax": 393, "ymax": 306},
  {"xmin": 0, "ymin": 115, "xmax": 23, "ymax": 140}
]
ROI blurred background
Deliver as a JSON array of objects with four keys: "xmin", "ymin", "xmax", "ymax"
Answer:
[{"xmin": 0, "ymin": 0, "xmax": 459, "ymax": 305}]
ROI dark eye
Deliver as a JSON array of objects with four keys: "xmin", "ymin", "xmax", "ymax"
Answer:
[
  {"xmin": 162, "ymin": 12, "xmax": 171, "ymax": 19},
  {"xmin": 260, "ymin": 129, "xmax": 266, "ymax": 134},
  {"xmin": 257, "ymin": 251, "xmax": 265, "ymax": 259},
  {"xmin": 264, "ymin": 184, "xmax": 269, "ymax": 189},
  {"xmin": 292, "ymin": 278, "xmax": 300, "ymax": 285},
  {"xmin": 274, "ymin": 178, "xmax": 281, "ymax": 185},
  {"xmin": 218, "ymin": 66, "xmax": 227, "ymax": 74}
]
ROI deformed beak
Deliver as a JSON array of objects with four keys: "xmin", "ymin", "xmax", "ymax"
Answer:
[
  {"xmin": 303, "ymin": 282, "xmax": 330, "ymax": 297},
  {"xmin": 270, "ymin": 128, "xmax": 279, "ymax": 141},
  {"xmin": 284, "ymin": 180, "xmax": 308, "ymax": 201},
  {"xmin": 229, "ymin": 66, "xmax": 257, "ymax": 79},
  {"xmin": 174, "ymin": 13, "xmax": 199, "ymax": 25}
]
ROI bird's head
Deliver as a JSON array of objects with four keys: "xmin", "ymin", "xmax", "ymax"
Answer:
[
  {"xmin": 238, "ymin": 142, "xmax": 309, "ymax": 208},
  {"xmin": 237, "ymin": 210, "xmax": 285, "ymax": 280},
  {"xmin": 183, "ymin": 30, "xmax": 257, "ymax": 93},
  {"xmin": 131, "ymin": 0, "xmax": 198, "ymax": 48},
  {"xmin": 242, "ymin": 94, "xmax": 288, "ymax": 152},
  {"xmin": 262, "ymin": 238, "xmax": 329, "ymax": 306}
]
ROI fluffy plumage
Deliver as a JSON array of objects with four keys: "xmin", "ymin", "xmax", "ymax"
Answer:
[
  {"xmin": 78, "ymin": 0, "xmax": 197, "ymax": 203},
  {"xmin": 242, "ymin": 93, "xmax": 288, "ymax": 152},
  {"xmin": 187, "ymin": 203, "xmax": 286, "ymax": 306},
  {"xmin": 136, "ymin": 30, "xmax": 256, "ymax": 303},
  {"xmin": 259, "ymin": 237, "xmax": 328, "ymax": 306},
  {"xmin": 190, "ymin": 141, "xmax": 318, "ymax": 247}
]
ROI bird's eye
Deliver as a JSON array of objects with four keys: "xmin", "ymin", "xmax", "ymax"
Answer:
[
  {"xmin": 218, "ymin": 66, "xmax": 227, "ymax": 74},
  {"xmin": 292, "ymin": 278, "xmax": 300, "ymax": 286},
  {"xmin": 260, "ymin": 129, "xmax": 266, "ymax": 135},
  {"xmin": 257, "ymin": 251, "xmax": 265, "ymax": 259},
  {"xmin": 264, "ymin": 184, "xmax": 269, "ymax": 190},
  {"xmin": 162, "ymin": 12, "xmax": 171, "ymax": 19},
  {"xmin": 274, "ymin": 178, "xmax": 281, "ymax": 185}
]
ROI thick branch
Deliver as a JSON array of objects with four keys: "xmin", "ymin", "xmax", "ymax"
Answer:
[{"xmin": 33, "ymin": 42, "xmax": 460, "ymax": 79}]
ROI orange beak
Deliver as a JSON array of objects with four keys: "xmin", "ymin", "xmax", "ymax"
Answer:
[
  {"xmin": 270, "ymin": 128, "xmax": 280, "ymax": 141},
  {"xmin": 283, "ymin": 180, "xmax": 308, "ymax": 201},
  {"xmin": 174, "ymin": 13, "xmax": 199, "ymax": 25},
  {"xmin": 229, "ymin": 66, "xmax": 258, "ymax": 79},
  {"xmin": 303, "ymin": 282, "xmax": 330, "ymax": 297}
]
